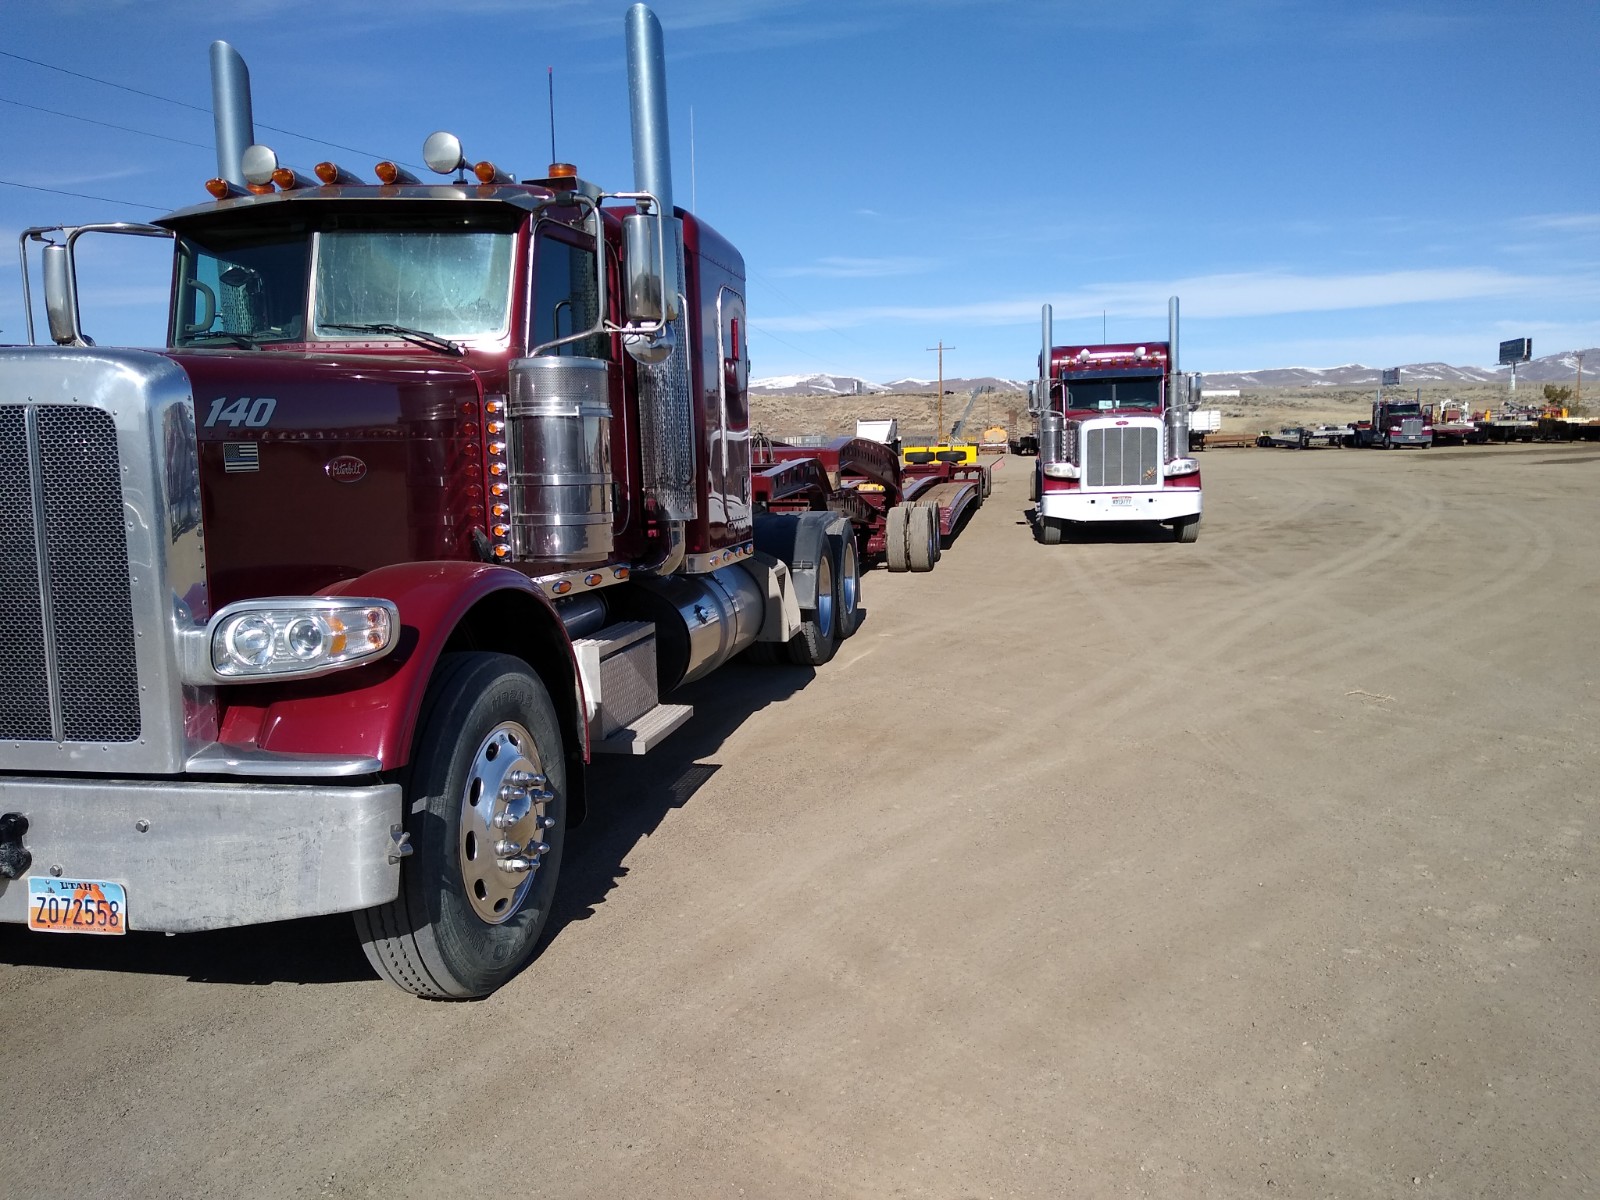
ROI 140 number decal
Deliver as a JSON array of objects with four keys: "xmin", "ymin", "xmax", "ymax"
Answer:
[{"xmin": 205, "ymin": 396, "xmax": 277, "ymax": 428}]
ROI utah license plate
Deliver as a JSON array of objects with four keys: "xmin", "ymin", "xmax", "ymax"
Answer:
[
  {"xmin": 27, "ymin": 877, "xmax": 128, "ymax": 936},
  {"xmin": 1110, "ymin": 494, "xmax": 1134, "ymax": 507}
]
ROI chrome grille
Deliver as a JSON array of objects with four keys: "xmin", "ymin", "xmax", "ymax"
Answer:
[
  {"xmin": 1402, "ymin": 418, "xmax": 1423, "ymax": 437},
  {"xmin": 0, "ymin": 403, "xmax": 140, "ymax": 743},
  {"xmin": 1084, "ymin": 424, "xmax": 1161, "ymax": 488}
]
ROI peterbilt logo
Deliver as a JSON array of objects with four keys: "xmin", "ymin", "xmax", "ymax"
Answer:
[{"xmin": 325, "ymin": 455, "xmax": 368, "ymax": 483}]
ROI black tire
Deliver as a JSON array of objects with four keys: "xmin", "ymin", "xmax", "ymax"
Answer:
[
  {"xmin": 908, "ymin": 504, "xmax": 937, "ymax": 572},
  {"xmin": 356, "ymin": 652, "xmax": 567, "ymax": 999},
  {"xmin": 885, "ymin": 505, "xmax": 911, "ymax": 573},
  {"xmin": 979, "ymin": 469, "xmax": 992, "ymax": 499},
  {"xmin": 917, "ymin": 501, "xmax": 943, "ymax": 562},
  {"xmin": 1040, "ymin": 518, "xmax": 1063, "ymax": 546},
  {"xmin": 834, "ymin": 530, "xmax": 862, "ymax": 639},
  {"xmin": 1175, "ymin": 516, "xmax": 1200, "ymax": 544},
  {"xmin": 786, "ymin": 538, "xmax": 840, "ymax": 665}
]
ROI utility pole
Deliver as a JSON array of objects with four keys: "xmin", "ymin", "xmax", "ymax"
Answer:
[{"xmin": 926, "ymin": 341, "xmax": 954, "ymax": 441}]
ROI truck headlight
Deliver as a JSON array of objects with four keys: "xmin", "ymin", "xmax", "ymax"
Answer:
[
  {"xmin": 1042, "ymin": 462, "xmax": 1080, "ymax": 479},
  {"xmin": 1163, "ymin": 457, "xmax": 1200, "ymax": 477},
  {"xmin": 208, "ymin": 599, "xmax": 399, "ymax": 679}
]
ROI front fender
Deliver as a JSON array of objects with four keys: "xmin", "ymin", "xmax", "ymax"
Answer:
[{"xmin": 215, "ymin": 562, "xmax": 579, "ymax": 771}]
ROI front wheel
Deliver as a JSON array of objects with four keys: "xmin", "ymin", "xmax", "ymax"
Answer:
[
  {"xmin": 356, "ymin": 652, "xmax": 567, "ymax": 999},
  {"xmin": 1039, "ymin": 518, "xmax": 1063, "ymax": 545},
  {"xmin": 1174, "ymin": 516, "xmax": 1201, "ymax": 544}
]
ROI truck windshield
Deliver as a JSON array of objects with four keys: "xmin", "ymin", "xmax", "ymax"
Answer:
[
  {"xmin": 1063, "ymin": 378, "xmax": 1162, "ymax": 412},
  {"xmin": 1385, "ymin": 402, "xmax": 1421, "ymax": 415},
  {"xmin": 172, "ymin": 222, "xmax": 515, "ymax": 349},
  {"xmin": 313, "ymin": 231, "xmax": 513, "ymax": 342}
]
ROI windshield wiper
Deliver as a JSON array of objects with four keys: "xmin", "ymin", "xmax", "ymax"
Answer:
[
  {"xmin": 321, "ymin": 322, "xmax": 464, "ymax": 356},
  {"xmin": 185, "ymin": 330, "xmax": 260, "ymax": 349}
]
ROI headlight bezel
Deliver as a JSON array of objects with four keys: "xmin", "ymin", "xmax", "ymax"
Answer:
[{"xmin": 201, "ymin": 597, "xmax": 401, "ymax": 682}]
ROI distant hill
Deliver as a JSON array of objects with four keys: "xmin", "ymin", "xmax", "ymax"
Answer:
[
  {"xmin": 752, "ymin": 373, "xmax": 1028, "ymax": 396},
  {"xmin": 753, "ymin": 350, "xmax": 1595, "ymax": 396},
  {"xmin": 1202, "ymin": 347, "xmax": 1596, "ymax": 390}
]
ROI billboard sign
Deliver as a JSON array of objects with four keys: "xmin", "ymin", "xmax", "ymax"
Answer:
[
  {"xmin": 1381, "ymin": 368, "xmax": 1401, "ymax": 386},
  {"xmin": 1498, "ymin": 338, "xmax": 1532, "ymax": 364}
]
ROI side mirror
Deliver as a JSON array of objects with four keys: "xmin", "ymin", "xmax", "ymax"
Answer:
[{"xmin": 42, "ymin": 243, "xmax": 88, "ymax": 346}]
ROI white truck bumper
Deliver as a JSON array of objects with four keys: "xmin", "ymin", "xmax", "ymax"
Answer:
[
  {"xmin": 0, "ymin": 776, "xmax": 402, "ymax": 932},
  {"xmin": 1040, "ymin": 487, "xmax": 1201, "ymax": 523}
]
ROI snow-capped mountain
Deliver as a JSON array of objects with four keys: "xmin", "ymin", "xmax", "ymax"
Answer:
[
  {"xmin": 752, "ymin": 374, "xmax": 1028, "ymax": 396},
  {"xmin": 1202, "ymin": 348, "xmax": 1595, "ymax": 390}
]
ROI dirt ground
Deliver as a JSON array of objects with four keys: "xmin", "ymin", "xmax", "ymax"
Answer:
[{"xmin": 4, "ymin": 441, "xmax": 1599, "ymax": 1198}]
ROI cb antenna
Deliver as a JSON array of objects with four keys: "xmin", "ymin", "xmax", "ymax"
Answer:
[{"xmin": 547, "ymin": 66, "xmax": 556, "ymax": 163}]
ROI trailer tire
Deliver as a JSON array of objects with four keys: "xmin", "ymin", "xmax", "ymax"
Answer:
[
  {"xmin": 1174, "ymin": 516, "xmax": 1201, "ymax": 544},
  {"xmin": 787, "ymin": 538, "xmax": 840, "ymax": 665},
  {"xmin": 915, "ymin": 500, "xmax": 942, "ymax": 562},
  {"xmin": 355, "ymin": 652, "xmax": 567, "ymax": 1000},
  {"xmin": 833, "ymin": 530, "xmax": 862, "ymax": 639},
  {"xmin": 908, "ymin": 504, "xmax": 938, "ymax": 572},
  {"xmin": 1039, "ymin": 518, "xmax": 1063, "ymax": 545},
  {"xmin": 885, "ymin": 505, "xmax": 911, "ymax": 573}
]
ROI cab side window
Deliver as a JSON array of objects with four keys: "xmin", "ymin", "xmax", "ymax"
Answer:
[{"xmin": 529, "ymin": 226, "xmax": 605, "ymax": 358}]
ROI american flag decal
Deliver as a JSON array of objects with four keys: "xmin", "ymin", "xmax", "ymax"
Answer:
[{"xmin": 223, "ymin": 442, "xmax": 260, "ymax": 473}]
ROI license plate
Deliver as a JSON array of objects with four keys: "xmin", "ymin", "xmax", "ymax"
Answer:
[
  {"xmin": 1110, "ymin": 494, "xmax": 1134, "ymax": 507},
  {"xmin": 27, "ymin": 877, "xmax": 128, "ymax": 936}
]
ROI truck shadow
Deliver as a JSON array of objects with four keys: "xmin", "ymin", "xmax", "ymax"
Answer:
[
  {"xmin": 539, "ymin": 660, "xmax": 814, "ymax": 946},
  {"xmin": 0, "ymin": 656, "xmax": 818, "ymax": 991}
]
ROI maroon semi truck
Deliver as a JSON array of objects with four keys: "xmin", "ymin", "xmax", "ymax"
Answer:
[
  {"xmin": 1029, "ymin": 298, "xmax": 1204, "ymax": 544},
  {"xmin": 0, "ymin": 6, "xmax": 899, "ymax": 997}
]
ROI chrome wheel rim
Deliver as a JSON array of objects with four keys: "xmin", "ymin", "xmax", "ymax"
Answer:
[
  {"xmin": 838, "ymin": 538, "xmax": 859, "ymax": 622},
  {"xmin": 458, "ymin": 720, "xmax": 553, "ymax": 925},
  {"xmin": 814, "ymin": 550, "xmax": 835, "ymax": 639}
]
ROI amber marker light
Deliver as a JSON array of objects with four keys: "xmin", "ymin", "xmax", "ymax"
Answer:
[
  {"xmin": 315, "ymin": 161, "xmax": 362, "ymax": 185},
  {"xmin": 473, "ymin": 160, "xmax": 511, "ymax": 184},
  {"xmin": 246, "ymin": 182, "xmax": 275, "ymax": 195},
  {"xmin": 374, "ymin": 161, "xmax": 420, "ymax": 185},
  {"xmin": 204, "ymin": 178, "xmax": 243, "ymax": 199},
  {"xmin": 547, "ymin": 162, "xmax": 577, "ymax": 180}
]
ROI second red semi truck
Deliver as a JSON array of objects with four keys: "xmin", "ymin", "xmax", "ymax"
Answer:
[
  {"xmin": 0, "ymin": 5, "xmax": 977, "ymax": 998},
  {"xmin": 1029, "ymin": 299, "xmax": 1204, "ymax": 544}
]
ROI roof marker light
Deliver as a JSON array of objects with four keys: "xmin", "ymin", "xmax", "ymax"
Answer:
[
  {"xmin": 473, "ymin": 160, "xmax": 511, "ymax": 184},
  {"xmin": 271, "ymin": 166, "xmax": 317, "ymax": 190},
  {"xmin": 205, "ymin": 178, "xmax": 246, "ymax": 199},
  {"xmin": 375, "ymin": 161, "xmax": 419, "ymax": 185},
  {"xmin": 547, "ymin": 162, "xmax": 577, "ymax": 179},
  {"xmin": 315, "ymin": 161, "xmax": 362, "ymax": 185}
]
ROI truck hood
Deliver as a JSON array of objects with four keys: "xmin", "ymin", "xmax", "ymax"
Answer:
[{"xmin": 169, "ymin": 349, "xmax": 487, "ymax": 606}]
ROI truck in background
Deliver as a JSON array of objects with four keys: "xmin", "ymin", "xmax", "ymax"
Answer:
[
  {"xmin": 0, "ymin": 5, "xmax": 925, "ymax": 998},
  {"xmin": 1348, "ymin": 398, "xmax": 1433, "ymax": 449},
  {"xmin": 1028, "ymin": 298, "xmax": 1203, "ymax": 544}
]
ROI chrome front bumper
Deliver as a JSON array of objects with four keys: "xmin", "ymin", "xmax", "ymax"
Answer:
[{"xmin": 0, "ymin": 776, "xmax": 402, "ymax": 932}]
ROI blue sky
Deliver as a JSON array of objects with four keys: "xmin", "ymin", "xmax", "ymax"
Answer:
[{"xmin": 3, "ymin": 0, "xmax": 1596, "ymax": 381}]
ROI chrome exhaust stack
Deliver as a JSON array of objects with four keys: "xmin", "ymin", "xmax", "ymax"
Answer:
[
  {"xmin": 1165, "ymin": 295, "xmax": 1190, "ymax": 462},
  {"xmin": 624, "ymin": 4, "xmax": 698, "ymax": 534},
  {"xmin": 209, "ymin": 41, "xmax": 255, "ymax": 187}
]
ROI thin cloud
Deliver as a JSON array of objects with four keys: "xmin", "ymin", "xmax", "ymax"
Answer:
[
  {"xmin": 773, "ymin": 256, "xmax": 936, "ymax": 280},
  {"xmin": 757, "ymin": 268, "xmax": 1585, "ymax": 333}
]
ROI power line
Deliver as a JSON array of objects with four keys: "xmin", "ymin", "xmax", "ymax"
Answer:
[
  {"xmin": 0, "ymin": 48, "xmax": 415, "ymax": 166},
  {"xmin": 0, "ymin": 96, "xmax": 212, "ymax": 150},
  {"xmin": 745, "ymin": 320, "xmax": 852, "ymax": 374},
  {"xmin": 0, "ymin": 178, "xmax": 167, "ymax": 210}
]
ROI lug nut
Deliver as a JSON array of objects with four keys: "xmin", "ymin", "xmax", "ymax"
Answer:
[{"xmin": 496, "ymin": 857, "xmax": 535, "ymax": 874}]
